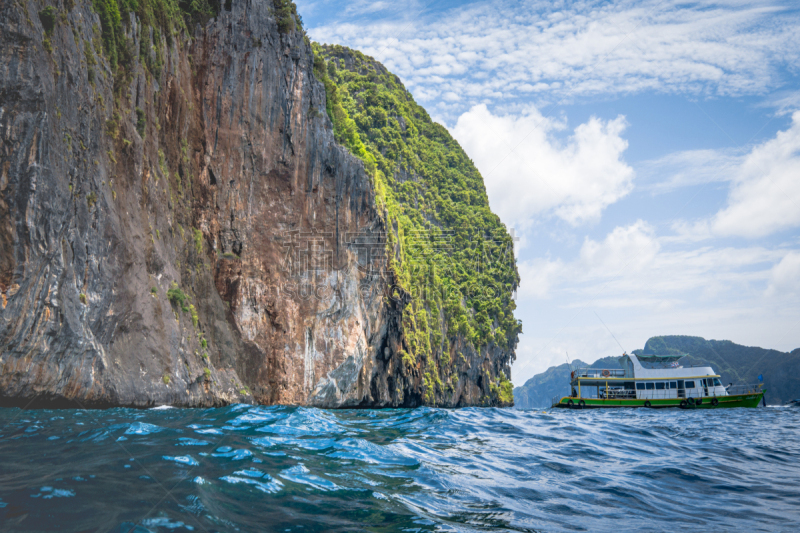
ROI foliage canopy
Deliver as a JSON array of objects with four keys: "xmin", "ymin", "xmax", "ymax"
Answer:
[{"xmin": 313, "ymin": 44, "xmax": 521, "ymax": 377}]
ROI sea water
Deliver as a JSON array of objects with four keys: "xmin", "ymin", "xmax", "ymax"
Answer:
[{"xmin": 0, "ymin": 405, "xmax": 798, "ymax": 532}]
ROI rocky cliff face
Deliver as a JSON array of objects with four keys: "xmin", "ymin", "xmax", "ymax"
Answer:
[{"xmin": 0, "ymin": 0, "xmax": 516, "ymax": 408}]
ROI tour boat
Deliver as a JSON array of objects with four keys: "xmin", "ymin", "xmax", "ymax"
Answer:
[{"xmin": 551, "ymin": 353, "xmax": 765, "ymax": 409}]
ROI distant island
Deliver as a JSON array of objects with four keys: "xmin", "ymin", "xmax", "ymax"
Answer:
[{"xmin": 513, "ymin": 335, "xmax": 800, "ymax": 408}]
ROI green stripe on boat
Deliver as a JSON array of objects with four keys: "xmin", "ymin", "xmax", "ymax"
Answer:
[{"xmin": 554, "ymin": 391, "xmax": 765, "ymax": 409}]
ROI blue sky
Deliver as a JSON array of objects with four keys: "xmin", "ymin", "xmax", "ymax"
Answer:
[{"xmin": 297, "ymin": 0, "xmax": 800, "ymax": 383}]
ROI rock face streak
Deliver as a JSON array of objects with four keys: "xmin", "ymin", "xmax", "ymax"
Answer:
[{"xmin": 0, "ymin": 0, "xmax": 513, "ymax": 407}]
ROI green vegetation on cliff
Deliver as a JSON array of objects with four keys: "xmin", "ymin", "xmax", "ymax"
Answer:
[
  {"xmin": 90, "ymin": 0, "xmax": 216, "ymax": 72},
  {"xmin": 273, "ymin": 0, "xmax": 302, "ymax": 33},
  {"xmin": 313, "ymin": 44, "xmax": 521, "ymax": 400},
  {"xmin": 85, "ymin": 0, "xmax": 301, "ymax": 83}
]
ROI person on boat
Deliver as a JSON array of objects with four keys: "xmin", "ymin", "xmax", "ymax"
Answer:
[{"xmin": 572, "ymin": 388, "xmax": 577, "ymax": 398}]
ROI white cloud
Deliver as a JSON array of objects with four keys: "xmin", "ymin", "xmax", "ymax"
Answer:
[
  {"xmin": 517, "ymin": 257, "xmax": 564, "ymax": 300},
  {"xmin": 308, "ymin": 0, "xmax": 800, "ymax": 120},
  {"xmin": 516, "ymin": 220, "xmax": 781, "ymax": 302},
  {"xmin": 579, "ymin": 220, "xmax": 660, "ymax": 275},
  {"xmin": 569, "ymin": 243, "xmax": 782, "ymax": 300},
  {"xmin": 300, "ymin": 0, "xmax": 422, "ymax": 20},
  {"xmin": 766, "ymin": 251, "xmax": 800, "ymax": 296},
  {"xmin": 641, "ymin": 112, "xmax": 800, "ymax": 241},
  {"xmin": 517, "ymin": 221, "xmax": 781, "ymax": 300},
  {"xmin": 451, "ymin": 104, "xmax": 634, "ymax": 227},
  {"xmin": 712, "ymin": 111, "xmax": 800, "ymax": 238},
  {"xmin": 511, "ymin": 220, "xmax": 797, "ymax": 381},
  {"xmin": 759, "ymin": 91, "xmax": 800, "ymax": 117},
  {"xmin": 638, "ymin": 148, "xmax": 743, "ymax": 193}
]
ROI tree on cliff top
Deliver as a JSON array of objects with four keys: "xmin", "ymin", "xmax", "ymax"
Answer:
[{"xmin": 313, "ymin": 44, "xmax": 522, "ymax": 397}]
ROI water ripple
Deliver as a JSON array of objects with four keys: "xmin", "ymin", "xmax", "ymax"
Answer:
[{"xmin": 0, "ymin": 405, "xmax": 798, "ymax": 531}]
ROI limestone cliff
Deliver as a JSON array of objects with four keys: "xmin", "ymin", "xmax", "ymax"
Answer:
[{"xmin": 0, "ymin": 0, "xmax": 518, "ymax": 408}]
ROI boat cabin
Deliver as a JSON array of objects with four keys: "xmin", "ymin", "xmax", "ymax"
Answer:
[{"xmin": 569, "ymin": 353, "xmax": 728, "ymax": 401}]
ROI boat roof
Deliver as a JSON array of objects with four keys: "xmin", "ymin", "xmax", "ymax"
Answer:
[
  {"xmin": 634, "ymin": 353, "xmax": 689, "ymax": 362},
  {"xmin": 618, "ymin": 353, "xmax": 688, "ymax": 370},
  {"xmin": 624, "ymin": 353, "xmax": 687, "ymax": 362}
]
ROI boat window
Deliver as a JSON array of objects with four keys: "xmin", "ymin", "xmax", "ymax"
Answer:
[
  {"xmin": 713, "ymin": 378, "xmax": 722, "ymax": 386},
  {"xmin": 645, "ymin": 383, "xmax": 655, "ymax": 390},
  {"xmin": 685, "ymin": 381, "xmax": 695, "ymax": 389},
  {"xmin": 655, "ymin": 382, "xmax": 665, "ymax": 390},
  {"xmin": 624, "ymin": 382, "xmax": 635, "ymax": 390},
  {"xmin": 670, "ymin": 381, "xmax": 678, "ymax": 389},
  {"xmin": 636, "ymin": 383, "xmax": 645, "ymax": 390}
]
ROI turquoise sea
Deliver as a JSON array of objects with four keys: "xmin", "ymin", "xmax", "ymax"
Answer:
[{"xmin": 0, "ymin": 405, "xmax": 798, "ymax": 532}]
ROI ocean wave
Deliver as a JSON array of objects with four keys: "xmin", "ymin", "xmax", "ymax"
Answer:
[{"xmin": 0, "ymin": 405, "xmax": 798, "ymax": 531}]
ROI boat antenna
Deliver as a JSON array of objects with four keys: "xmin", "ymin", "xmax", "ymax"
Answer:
[{"xmin": 594, "ymin": 311, "xmax": 626, "ymax": 354}]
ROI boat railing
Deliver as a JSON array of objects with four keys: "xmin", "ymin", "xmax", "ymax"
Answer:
[
  {"xmin": 574, "ymin": 368, "xmax": 626, "ymax": 378},
  {"xmin": 604, "ymin": 390, "xmax": 636, "ymax": 399},
  {"xmin": 725, "ymin": 384, "xmax": 763, "ymax": 396},
  {"xmin": 563, "ymin": 384, "xmax": 763, "ymax": 401},
  {"xmin": 597, "ymin": 389, "xmax": 688, "ymax": 400}
]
